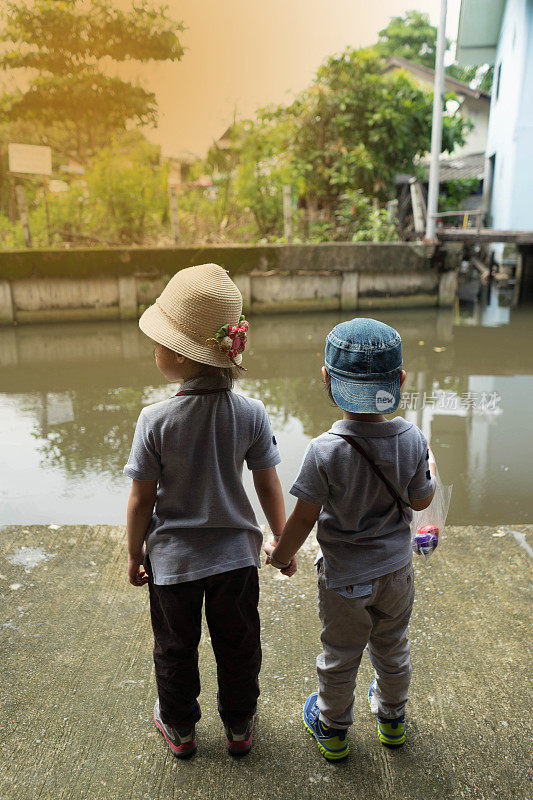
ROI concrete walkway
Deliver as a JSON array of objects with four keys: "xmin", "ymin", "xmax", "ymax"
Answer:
[{"xmin": 0, "ymin": 524, "xmax": 531, "ymax": 800}]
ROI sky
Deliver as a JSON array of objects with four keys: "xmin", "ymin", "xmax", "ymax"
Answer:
[{"xmin": 128, "ymin": 0, "xmax": 462, "ymax": 158}]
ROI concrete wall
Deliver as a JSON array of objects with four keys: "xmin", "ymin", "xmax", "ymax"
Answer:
[{"xmin": 0, "ymin": 242, "xmax": 458, "ymax": 325}]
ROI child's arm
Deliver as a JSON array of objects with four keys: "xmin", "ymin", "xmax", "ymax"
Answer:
[
  {"xmin": 127, "ymin": 478, "xmax": 157, "ymax": 587},
  {"xmin": 267, "ymin": 498, "xmax": 321, "ymax": 568},
  {"xmin": 410, "ymin": 492, "xmax": 435, "ymax": 511},
  {"xmin": 252, "ymin": 467, "xmax": 286, "ymax": 536},
  {"xmin": 410, "ymin": 446, "xmax": 437, "ymax": 511},
  {"xmin": 252, "ymin": 467, "xmax": 294, "ymax": 574}
]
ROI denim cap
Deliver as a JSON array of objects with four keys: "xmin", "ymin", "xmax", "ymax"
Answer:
[{"xmin": 325, "ymin": 318, "xmax": 403, "ymax": 414}]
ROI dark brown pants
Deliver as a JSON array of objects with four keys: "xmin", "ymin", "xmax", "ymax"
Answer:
[{"xmin": 147, "ymin": 562, "xmax": 261, "ymax": 729}]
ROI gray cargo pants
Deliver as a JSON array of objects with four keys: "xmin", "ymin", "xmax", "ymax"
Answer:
[{"xmin": 316, "ymin": 560, "xmax": 414, "ymax": 729}]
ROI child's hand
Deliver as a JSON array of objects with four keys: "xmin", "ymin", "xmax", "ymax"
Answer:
[
  {"xmin": 128, "ymin": 549, "xmax": 149, "ymax": 587},
  {"xmin": 263, "ymin": 540, "xmax": 276, "ymax": 563},
  {"xmin": 280, "ymin": 556, "xmax": 297, "ymax": 577},
  {"xmin": 263, "ymin": 541, "xmax": 297, "ymax": 578}
]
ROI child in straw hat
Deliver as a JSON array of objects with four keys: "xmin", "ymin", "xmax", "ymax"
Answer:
[{"xmin": 124, "ymin": 264, "xmax": 293, "ymax": 758}]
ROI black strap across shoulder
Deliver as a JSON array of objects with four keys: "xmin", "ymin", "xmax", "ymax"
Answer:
[
  {"xmin": 175, "ymin": 388, "xmax": 229, "ymax": 397},
  {"xmin": 331, "ymin": 433, "xmax": 409, "ymax": 523}
]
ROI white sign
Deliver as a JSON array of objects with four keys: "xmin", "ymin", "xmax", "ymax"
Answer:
[
  {"xmin": 8, "ymin": 143, "xmax": 52, "ymax": 176},
  {"xmin": 48, "ymin": 180, "xmax": 69, "ymax": 193}
]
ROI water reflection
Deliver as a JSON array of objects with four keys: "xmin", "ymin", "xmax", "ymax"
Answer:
[
  {"xmin": 0, "ymin": 295, "xmax": 531, "ymax": 525},
  {"xmin": 35, "ymin": 386, "xmax": 144, "ymax": 477}
]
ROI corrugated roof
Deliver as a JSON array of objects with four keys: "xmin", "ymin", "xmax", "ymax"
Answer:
[
  {"xmin": 421, "ymin": 151, "xmax": 486, "ymax": 182},
  {"xmin": 396, "ymin": 152, "xmax": 486, "ymax": 185},
  {"xmin": 385, "ymin": 57, "xmax": 491, "ymax": 100}
]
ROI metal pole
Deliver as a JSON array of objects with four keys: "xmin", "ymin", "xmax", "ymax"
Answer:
[
  {"xmin": 168, "ymin": 182, "xmax": 179, "ymax": 245},
  {"xmin": 425, "ymin": 0, "xmax": 447, "ymax": 241},
  {"xmin": 15, "ymin": 183, "xmax": 32, "ymax": 248},
  {"xmin": 43, "ymin": 180, "xmax": 51, "ymax": 246}
]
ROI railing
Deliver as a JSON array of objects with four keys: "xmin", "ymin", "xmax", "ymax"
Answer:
[{"xmin": 429, "ymin": 209, "xmax": 485, "ymax": 234}]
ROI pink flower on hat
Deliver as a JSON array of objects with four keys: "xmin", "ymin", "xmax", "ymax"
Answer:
[{"xmin": 214, "ymin": 315, "xmax": 249, "ymax": 362}]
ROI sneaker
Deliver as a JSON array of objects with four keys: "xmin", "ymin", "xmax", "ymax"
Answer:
[
  {"xmin": 153, "ymin": 699, "xmax": 197, "ymax": 758},
  {"xmin": 225, "ymin": 715, "xmax": 255, "ymax": 756},
  {"xmin": 368, "ymin": 681, "xmax": 406, "ymax": 749},
  {"xmin": 302, "ymin": 693, "xmax": 349, "ymax": 761}
]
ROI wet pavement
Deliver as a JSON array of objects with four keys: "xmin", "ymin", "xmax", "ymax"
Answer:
[{"xmin": 1, "ymin": 523, "xmax": 531, "ymax": 800}]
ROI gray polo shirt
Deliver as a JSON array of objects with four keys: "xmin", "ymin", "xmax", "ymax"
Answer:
[
  {"xmin": 290, "ymin": 418, "xmax": 434, "ymax": 588},
  {"xmin": 124, "ymin": 375, "xmax": 280, "ymax": 585}
]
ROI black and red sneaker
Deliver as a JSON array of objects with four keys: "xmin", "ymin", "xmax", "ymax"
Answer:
[
  {"xmin": 225, "ymin": 715, "xmax": 255, "ymax": 756},
  {"xmin": 153, "ymin": 699, "xmax": 197, "ymax": 758}
]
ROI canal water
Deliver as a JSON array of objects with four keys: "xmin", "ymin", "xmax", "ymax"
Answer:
[{"xmin": 1, "ymin": 288, "xmax": 531, "ymax": 526}]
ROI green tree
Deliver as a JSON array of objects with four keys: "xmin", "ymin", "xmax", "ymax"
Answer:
[
  {"xmin": 438, "ymin": 176, "xmax": 481, "ymax": 213},
  {"xmin": 335, "ymin": 191, "xmax": 398, "ymax": 242},
  {"xmin": 447, "ymin": 63, "xmax": 494, "ymax": 94},
  {"xmin": 268, "ymin": 48, "xmax": 470, "ymax": 220},
  {"xmin": 377, "ymin": 9, "xmax": 493, "ymax": 93},
  {"xmin": 85, "ymin": 130, "xmax": 169, "ymax": 244},
  {"xmin": 0, "ymin": 0, "xmax": 184, "ymax": 165},
  {"xmin": 197, "ymin": 47, "xmax": 471, "ymax": 242},
  {"xmin": 5, "ymin": 130, "xmax": 170, "ymax": 247},
  {"xmin": 378, "ymin": 10, "xmax": 439, "ymax": 69},
  {"xmin": 232, "ymin": 117, "xmax": 298, "ymax": 240}
]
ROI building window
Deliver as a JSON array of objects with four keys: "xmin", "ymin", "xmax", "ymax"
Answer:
[{"xmin": 496, "ymin": 63, "xmax": 502, "ymax": 100}]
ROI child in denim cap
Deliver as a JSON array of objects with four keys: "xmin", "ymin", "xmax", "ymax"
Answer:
[
  {"xmin": 265, "ymin": 318, "xmax": 436, "ymax": 761},
  {"xmin": 124, "ymin": 264, "xmax": 291, "ymax": 758}
]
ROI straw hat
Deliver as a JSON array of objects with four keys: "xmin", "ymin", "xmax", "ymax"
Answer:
[{"xmin": 139, "ymin": 263, "xmax": 245, "ymax": 367}]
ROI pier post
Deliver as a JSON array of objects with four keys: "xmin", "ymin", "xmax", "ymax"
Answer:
[
  {"xmin": 0, "ymin": 281, "xmax": 14, "ymax": 324},
  {"xmin": 118, "ymin": 277, "xmax": 138, "ymax": 320},
  {"xmin": 340, "ymin": 272, "xmax": 359, "ymax": 311},
  {"xmin": 438, "ymin": 270, "xmax": 456, "ymax": 306}
]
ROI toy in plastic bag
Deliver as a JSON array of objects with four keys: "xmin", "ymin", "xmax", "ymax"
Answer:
[{"xmin": 411, "ymin": 468, "xmax": 452, "ymax": 559}]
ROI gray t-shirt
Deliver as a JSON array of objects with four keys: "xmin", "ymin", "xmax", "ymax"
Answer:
[
  {"xmin": 124, "ymin": 375, "xmax": 280, "ymax": 585},
  {"xmin": 290, "ymin": 418, "xmax": 434, "ymax": 588}
]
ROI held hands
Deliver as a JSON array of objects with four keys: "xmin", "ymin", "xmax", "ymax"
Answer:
[
  {"xmin": 128, "ymin": 548, "xmax": 149, "ymax": 587},
  {"xmin": 264, "ymin": 539, "xmax": 297, "ymax": 578}
]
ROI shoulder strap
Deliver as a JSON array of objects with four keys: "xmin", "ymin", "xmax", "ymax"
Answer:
[
  {"xmin": 332, "ymin": 433, "xmax": 409, "ymax": 523},
  {"xmin": 175, "ymin": 388, "xmax": 229, "ymax": 397}
]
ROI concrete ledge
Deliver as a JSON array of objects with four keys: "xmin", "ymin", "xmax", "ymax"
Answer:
[
  {"xmin": 359, "ymin": 271, "xmax": 438, "ymax": 298},
  {"xmin": 0, "ymin": 244, "xmax": 453, "ymax": 326},
  {"xmin": 12, "ymin": 277, "xmax": 118, "ymax": 312},
  {"xmin": 251, "ymin": 271, "xmax": 341, "ymax": 312},
  {"xmin": 0, "ymin": 242, "xmax": 435, "ymax": 281},
  {"xmin": 15, "ymin": 307, "xmax": 121, "ymax": 324},
  {"xmin": 359, "ymin": 293, "xmax": 439, "ymax": 309},
  {"xmin": 0, "ymin": 524, "xmax": 530, "ymax": 799},
  {"xmin": 250, "ymin": 297, "xmax": 341, "ymax": 314}
]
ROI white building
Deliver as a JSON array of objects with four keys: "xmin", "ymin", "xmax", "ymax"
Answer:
[
  {"xmin": 385, "ymin": 57, "xmax": 491, "ymax": 158},
  {"xmin": 457, "ymin": 0, "xmax": 533, "ymax": 231}
]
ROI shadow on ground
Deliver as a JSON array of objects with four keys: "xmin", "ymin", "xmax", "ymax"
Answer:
[{"xmin": 0, "ymin": 524, "xmax": 531, "ymax": 800}]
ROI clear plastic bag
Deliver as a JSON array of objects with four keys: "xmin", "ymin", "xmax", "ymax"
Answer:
[{"xmin": 411, "ymin": 468, "xmax": 452, "ymax": 559}]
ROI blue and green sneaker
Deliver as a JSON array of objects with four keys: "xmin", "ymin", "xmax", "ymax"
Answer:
[
  {"xmin": 368, "ymin": 681, "xmax": 406, "ymax": 749},
  {"xmin": 302, "ymin": 693, "xmax": 349, "ymax": 761}
]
